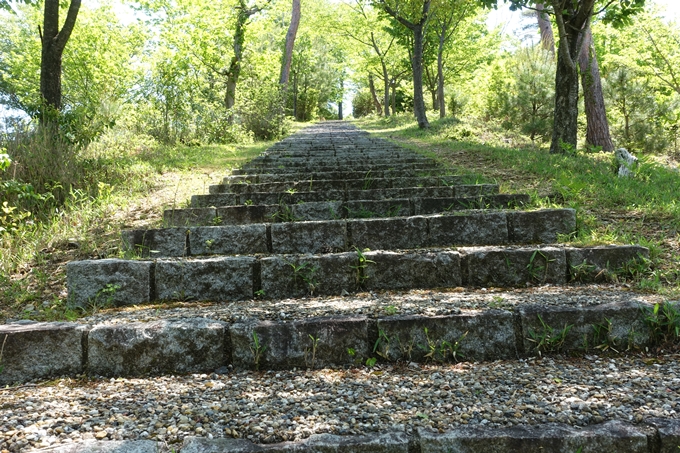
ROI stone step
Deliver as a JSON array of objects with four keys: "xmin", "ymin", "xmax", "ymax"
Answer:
[
  {"xmin": 67, "ymin": 244, "xmax": 648, "ymax": 307},
  {"xmin": 244, "ymin": 157, "xmax": 436, "ymax": 167},
  {"xmin": 190, "ymin": 185, "xmax": 499, "ymax": 207},
  {"xmin": 231, "ymin": 163, "xmax": 442, "ymax": 175},
  {"xmin": 224, "ymin": 168, "xmax": 453, "ymax": 183},
  {"xmin": 164, "ymin": 194, "xmax": 530, "ymax": 226},
  {"xmin": 29, "ymin": 420, "xmax": 680, "ymax": 453},
  {"xmin": 129, "ymin": 208, "xmax": 575, "ymax": 257},
  {"xmin": 0, "ymin": 292, "xmax": 665, "ymax": 383},
  {"xmin": 211, "ymin": 176, "xmax": 475, "ymax": 195}
]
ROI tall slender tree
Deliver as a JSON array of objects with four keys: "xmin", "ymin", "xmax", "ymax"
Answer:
[
  {"xmin": 279, "ymin": 0, "xmax": 301, "ymax": 87},
  {"xmin": 376, "ymin": 0, "xmax": 431, "ymax": 129}
]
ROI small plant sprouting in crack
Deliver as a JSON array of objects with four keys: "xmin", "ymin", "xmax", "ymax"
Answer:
[
  {"xmin": 527, "ymin": 250, "xmax": 556, "ymax": 283},
  {"xmin": 288, "ymin": 261, "xmax": 319, "ymax": 295},
  {"xmin": 373, "ymin": 329, "xmax": 391, "ymax": 360},
  {"xmin": 305, "ymin": 334, "xmax": 320, "ymax": 369},
  {"xmin": 397, "ymin": 336, "xmax": 415, "ymax": 361},
  {"xmin": 362, "ymin": 170, "xmax": 374, "ymax": 191},
  {"xmin": 441, "ymin": 331, "xmax": 468, "ymax": 362},
  {"xmin": 250, "ymin": 331, "xmax": 266, "ymax": 371},
  {"xmin": 569, "ymin": 260, "xmax": 599, "ymax": 282},
  {"xmin": 591, "ymin": 318, "xmax": 620, "ymax": 353},
  {"xmin": 351, "ymin": 247, "xmax": 375, "ymax": 288},
  {"xmin": 273, "ymin": 204, "xmax": 300, "ymax": 222},
  {"xmin": 527, "ymin": 314, "xmax": 572, "ymax": 356},
  {"xmin": 642, "ymin": 302, "xmax": 680, "ymax": 345}
]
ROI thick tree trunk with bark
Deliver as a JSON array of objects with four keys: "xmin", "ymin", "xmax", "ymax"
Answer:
[
  {"xmin": 380, "ymin": 0, "xmax": 430, "ymax": 129},
  {"xmin": 411, "ymin": 21, "xmax": 429, "ymax": 128},
  {"xmin": 40, "ymin": 0, "xmax": 81, "ymax": 118},
  {"xmin": 578, "ymin": 25, "xmax": 614, "ymax": 151},
  {"xmin": 279, "ymin": 0, "xmax": 300, "ymax": 86},
  {"xmin": 549, "ymin": 0, "xmax": 595, "ymax": 154}
]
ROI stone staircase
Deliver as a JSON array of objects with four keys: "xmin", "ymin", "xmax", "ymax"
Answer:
[{"xmin": 2, "ymin": 122, "xmax": 679, "ymax": 453}]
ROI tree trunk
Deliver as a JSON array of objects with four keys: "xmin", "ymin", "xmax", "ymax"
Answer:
[
  {"xmin": 338, "ymin": 78, "xmax": 344, "ymax": 120},
  {"xmin": 536, "ymin": 3, "xmax": 555, "ymax": 55},
  {"xmin": 368, "ymin": 74, "xmax": 382, "ymax": 115},
  {"xmin": 548, "ymin": 0, "xmax": 595, "ymax": 154},
  {"xmin": 381, "ymin": 62, "xmax": 390, "ymax": 116},
  {"xmin": 550, "ymin": 35, "xmax": 580, "ymax": 153},
  {"xmin": 40, "ymin": 0, "xmax": 81, "ymax": 120},
  {"xmin": 578, "ymin": 25, "xmax": 614, "ymax": 151},
  {"xmin": 279, "ymin": 0, "xmax": 301, "ymax": 86},
  {"xmin": 412, "ymin": 21, "xmax": 429, "ymax": 129},
  {"xmin": 437, "ymin": 22, "xmax": 446, "ymax": 118},
  {"xmin": 380, "ymin": 0, "xmax": 430, "ymax": 129}
]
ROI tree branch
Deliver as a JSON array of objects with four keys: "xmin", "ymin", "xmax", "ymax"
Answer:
[{"xmin": 56, "ymin": 0, "xmax": 81, "ymax": 51}]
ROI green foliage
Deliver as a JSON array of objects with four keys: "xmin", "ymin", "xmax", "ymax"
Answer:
[
  {"xmin": 527, "ymin": 314, "xmax": 572, "ymax": 355},
  {"xmin": 352, "ymin": 90, "xmax": 376, "ymax": 118},
  {"xmin": 642, "ymin": 302, "xmax": 680, "ymax": 345}
]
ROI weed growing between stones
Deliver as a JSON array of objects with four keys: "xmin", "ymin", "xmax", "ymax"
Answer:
[
  {"xmin": 527, "ymin": 250, "xmax": 556, "ymax": 283},
  {"xmin": 304, "ymin": 334, "xmax": 319, "ymax": 369},
  {"xmin": 527, "ymin": 314, "xmax": 572, "ymax": 356},
  {"xmin": 273, "ymin": 204, "xmax": 300, "ymax": 222},
  {"xmin": 350, "ymin": 247, "xmax": 374, "ymax": 288},
  {"xmin": 287, "ymin": 261, "xmax": 319, "ymax": 295},
  {"xmin": 590, "ymin": 318, "xmax": 621, "ymax": 353},
  {"xmin": 642, "ymin": 302, "xmax": 680, "ymax": 345},
  {"xmin": 373, "ymin": 329, "xmax": 391, "ymax": 360},
  {"xmin": 421, "ymin": 327, "xmax": 467, "ymax": 363},
  {"xmin": 250, "ymin": 331, "xmax": 266, "ymax": 371}
]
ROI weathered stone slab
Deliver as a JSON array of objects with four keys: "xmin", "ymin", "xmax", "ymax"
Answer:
[
  {"xmin": 260, "ymin": 253, "xmax": 356, "ymax": 299},
  {"xmin": 163, "ymin": 207, "xmax": 217, "ymax": 227},
  {"xmin": 291, "ymin": 201, "xmax": 344, "ymax": 221},
  {"xmin": 519, "ymin": 301, "xmax": 652, "ymax": 354},
  {"xmin": 181, "ymin": 431, "xmax": 409, "ymax": 453},
  {"xmin": 34, "ymin": 440, "xmax": 162, "ymax": 452},
  {"xmin": 191, "ymin": 193, "xmax": 239, "ymax": 208},
  {"xmin": 121, "ymin": 228, "xmax": 187, "ymax": 258},
  {"xmin": 88, "ymin": 318, "xmax": 228, "ymax": 377},
  {"xmin": 647, "ymin": 418, "xmax": 680, "ymax": 453},
  {"xmin": 461, "ymin": 247, "xmax": 567, "ymax": 287},
  {"xmin": 376, "ymin": 311, "xmax": 515, "ymax": 362},
  {"xmin": 566, "ymin": 245, "xmax": 650, "ymax": 281},
  {"xmin": 0, "ymin": 321, "xmax": 86, "ymax": 385},
  {"xmin": 349, "ymin": 217, "xmax": 427, "ymax": 250},
  {"xmin": 243, "ymin": 189, "xmax": 346, "ymax": 206},
  {"xmin": 189, "ymin": 225, "xmax": 268, "ymax": 256},
  {"xmin": 155, "ymin": 257, "xmax": 255, "ymax": 301},
  {"xmin": 216, "ymin": 205, "xmax": 279, "ymax": 225},
  {"xmin": 67, "ymin": 259, "xmax": 153, "ymax": 308},
  {"xmin": 428, "ymin": 212, "xmax": 508, "ymax": 246},
  {"xmin": 230, "ymin": 317, "xmax": 371, "ymax": 369},
  {"xmin": 344, "ymin": 200, "xmax": 411, "ymax": 218},
  {"xmin": 507, "ymin": 209, "xmax": 576, "ymax": 243},
  {"xmin": 271, "ymin": 220, "xmax": 347, "ymax": 254},
  {"xmin": 419, "ymin": 421, "xmax": 649, "ymax": 452},
  {"xmin": 453, "ymin": 184, "xmax": 499, "ymax": 197},
  {"xmin": 364, "ymin": 250, "xmax": 461, "ymax": 290},
  {"xmin": 414, "ymin": 194, "xmax": 530, "ymax": 215}
]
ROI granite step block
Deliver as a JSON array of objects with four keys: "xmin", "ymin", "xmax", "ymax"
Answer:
[
  {"xmin": 0, "ymin": 321, "xmax": 87, "ymax": 385},
  {"xmin": 212, "ymin": 176, "xmax": 472, "ymax": 194},
  {"xmin": 87, "ymin": 318, "xmax": 229, "ymax": 377},
  {"xmin": 190, "ymin": 185, "xmax": 500, "ymax": 208},
  {"xmin": 155, "ymin": 256, "xmax": 256, "ymax": 302},
  {"xmin": 223, "ymin": 169, "xmax": 453, "ymax": 183},
  {"xmin": 67, "ymin": 259, "xmax": 153, "ymax": 308},
  {"xmin": 230, "ymin": 317, "xmax": 372, "ymax": 370},
  {"xmin": 231, "ymin": 163, "xmax": 443, "ymax": 175},
  {"xmin": 259, "ymin": 253, "xmax": 357, "ymax": 299},
  {"xmin": 362, "ymin": 250, "xmax": 462, "ymax": 290}
]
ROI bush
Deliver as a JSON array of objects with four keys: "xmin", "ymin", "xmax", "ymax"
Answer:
[
  {"xmin": 352, "ymin": 90, "xmax": 375, "ymax": 118},
  {"xmin": 237, "ymin": 78, "xmax": 290, "ymax": 140}
]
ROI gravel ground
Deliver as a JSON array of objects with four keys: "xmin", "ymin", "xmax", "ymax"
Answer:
[
  {"xmin": 70, "ymin": 285, "xmax": 664, "ymax": 326},
  {"xmin": 1, "ymin": 352, "xmax": 678, "ymax": 452}
]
